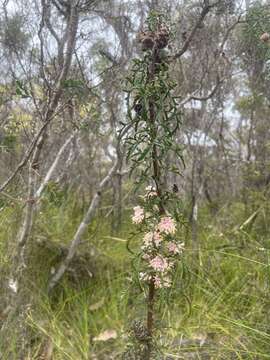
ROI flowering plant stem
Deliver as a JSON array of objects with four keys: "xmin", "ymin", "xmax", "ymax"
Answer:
[{"xmin": 123, "ymin": 12, "xmax": 184, "ymax": 359}]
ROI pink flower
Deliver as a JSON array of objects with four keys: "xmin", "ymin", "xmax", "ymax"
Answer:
[
  {"xmin": 143, "ymin": 231, "xmax": 163, "ymax": 247},
  {"xmin": 157, "ymin": 216, "xmax": 176, "ymax": 235},
  {"xmin": 132, "ymin": 206, "xmax": 144, "ymax": 224},
  {"xmin": 167, "ymin": 241, "xmax": 184, "ymax": 254},
  {"xmin": 149, "ymin": 255, "xmax": 169, "ymax": 272},
  {"xmin": 154, "ymin": 275, "xmax": 162, "ymax": 288}
]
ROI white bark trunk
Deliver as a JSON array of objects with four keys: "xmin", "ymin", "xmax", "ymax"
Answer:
[
  {"xmin": 35, "ymin": 132, "xmax": 76, "ymax": 199},
  {"xmin": 48, "ymin": 160, "xmax": 118, "ymax": 291}
]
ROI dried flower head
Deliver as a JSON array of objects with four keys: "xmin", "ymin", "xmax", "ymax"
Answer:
[
  {"xmin": 155, "ymin": 27, "xmax": 170, "ymax": 49},
  {"xmin": 260, "ymin": 32, "xmax": 270, "ymax": 43},
  {"xmin": 138, "ymin": 31, "xmax": 155, "ymax": 51},
  {"xmin": 131, "ymin": 320, "xmax": 150, "ymax": 342}
]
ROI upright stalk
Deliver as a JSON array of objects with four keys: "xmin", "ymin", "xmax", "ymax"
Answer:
[{"xmin": 123, "ymin": 12, "xmax": 184, "ymax": 359}]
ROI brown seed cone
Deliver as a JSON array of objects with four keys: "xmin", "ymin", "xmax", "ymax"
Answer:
[
  {"xmin": 141, "ymin": 36, "xmax": 155, "ymax": 51},
  {"xmin": 260, "ymin": 32, "xmax": 270, "ymax": 43},
  {"xmin": 138, "ymin": 31, "xmax": 155, "ymax": 51},
  {"xmin": 155, "ymin": 27, "xmax": 170, "ymax": 49}
]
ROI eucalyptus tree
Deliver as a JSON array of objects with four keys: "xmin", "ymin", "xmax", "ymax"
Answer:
[{"xmin": 0, "ymin": 0, "xmax": 101, "ymax": 356}]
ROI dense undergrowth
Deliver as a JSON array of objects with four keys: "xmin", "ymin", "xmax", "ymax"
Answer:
[{"xmin": 1, "ymin": 188, "xmax": 270, "ymax": 359}]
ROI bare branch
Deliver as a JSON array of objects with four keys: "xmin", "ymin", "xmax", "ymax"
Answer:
[
  {"xmin": 218, "ymin": 15, "xmax": 243, "ymax": 53},
  {"xmin": 43, "ymin": 0, "xmax": 61, "ymax": 47},
  {"xmin": 190, "ymin": 75, "xmax": 222, "ymax": 101},
  {"xmin": 173, "ymin": 2, "xmax": 216, "ymax": 60},
  {"xmin": 38, "ymin": 0, "xmax": 51, "ymax": 91},
  {"xmin": 35, "ymin": 132, "xmax": 76, "ymax": 198},
  {"xmin": 0, "ymin": 2, "xmax": 79, "ymax": 194},
  {"xmin": 99, "ymin": 49, "xmax": 119, "ymax": 66},
  {"xmin": 178, "ymin": 75, "xmax": 223, "ymax": 106},
  {"xmin": 0, "ymin": 120, "xmax": 51, "ymax": 193}
]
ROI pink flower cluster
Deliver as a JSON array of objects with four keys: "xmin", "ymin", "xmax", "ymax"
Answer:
[
  {"xmin": 149, "ymin": 255, "xmax": 169, "ymax": 272},
  {"xmin": 132, "ymin": 186, "xmax": 184, "ymax": 289},
  {"xmin": 157, "ymin": 216, "xmax": 176, "ymax": 235}
]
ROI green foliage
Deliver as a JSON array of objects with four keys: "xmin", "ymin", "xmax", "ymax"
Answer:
[
  {"xmin": 15, "ymin": 80, "xmax": 30, "ymax": 98},
  {"xmin": 62, "ymin": 78, "xmax": 87, "ymax": 99},
  {"xmin": 235, "ymin": 93, "xmax": 265, "ymax": 115},
  {"xmin": 241, "ymin": 3, "xmax": 270, "ymax": 65},
  {"xmin": 122, "ymin": 12, "xmax": 183, "ymax": 186},
  {"xmin": 0, "ymin": 133, "xmax": 17, "ymax": 152},
  {"xmin": 0, "ymin": 13, "xmax": 30, "ymax": 53},
  {"xmin": 42, "ymin": 182, "xmax": 68, "ymax": 207}
]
